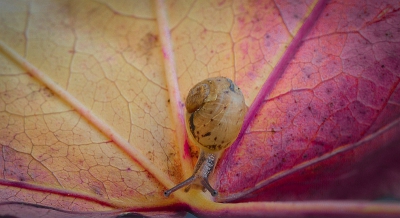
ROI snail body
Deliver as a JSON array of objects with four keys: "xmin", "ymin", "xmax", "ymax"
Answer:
[{"xmin": 164, "ymin": 77, "xmax": 246, "ymax": 197}]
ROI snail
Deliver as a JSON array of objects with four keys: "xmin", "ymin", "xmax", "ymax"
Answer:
[{"xmin": 164, "ymin": 77, "xmax": 246, "ymax": 197}]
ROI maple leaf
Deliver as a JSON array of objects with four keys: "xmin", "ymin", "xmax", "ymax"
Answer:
[{"xmin": 0, "ymin": 0, "xmax": 400, "ymax": 217}]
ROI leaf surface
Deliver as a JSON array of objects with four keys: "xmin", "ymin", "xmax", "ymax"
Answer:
[{"xmin": 0, "ymin": 0, "xmax": 400, "ymax": 217}]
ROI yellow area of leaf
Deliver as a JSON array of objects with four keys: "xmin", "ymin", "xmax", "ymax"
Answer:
[
  {"xmin": 0, "ymin": 0, "xmax": 178, "ymax": 210},
  {"xmin": 0, "ymin": 0, "xmax": 318, "ymax": 213}
]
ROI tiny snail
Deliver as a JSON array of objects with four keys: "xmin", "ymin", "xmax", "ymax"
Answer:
[{"xmin": 164, "ymin": 77, "xmax": 246, "ymax": 197}]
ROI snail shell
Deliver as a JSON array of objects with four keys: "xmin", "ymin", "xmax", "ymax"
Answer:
[
  {"xmin": 164, "ymin": 77, "xmax": 246, "ymax": 197},
  {"xmin": 185, "ymin": 77, "xmax": 246, "ymax": 152}
]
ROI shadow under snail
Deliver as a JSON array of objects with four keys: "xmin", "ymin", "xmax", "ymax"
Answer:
[{"xmin": 164, "ymin": 77, "xmax": 246, "ymax": 197}]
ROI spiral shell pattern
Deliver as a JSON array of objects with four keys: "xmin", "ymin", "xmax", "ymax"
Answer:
[{"xmin": 185, "ymin": 77, "xmax": 246, "ymax": 152}]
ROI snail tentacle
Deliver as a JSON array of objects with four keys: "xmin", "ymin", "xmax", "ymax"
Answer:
[
  {"xmin": 164, "ymin": 150, "xmax": 218, "ymax": 197},
  {"xmin": 164, "ymin": 176, "xmax": 195, "ymax": 197}
]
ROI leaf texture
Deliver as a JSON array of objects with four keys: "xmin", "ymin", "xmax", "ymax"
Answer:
[{"xmin": 0, "ymin": 0, "xmax": 400, "ymax": 217}]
